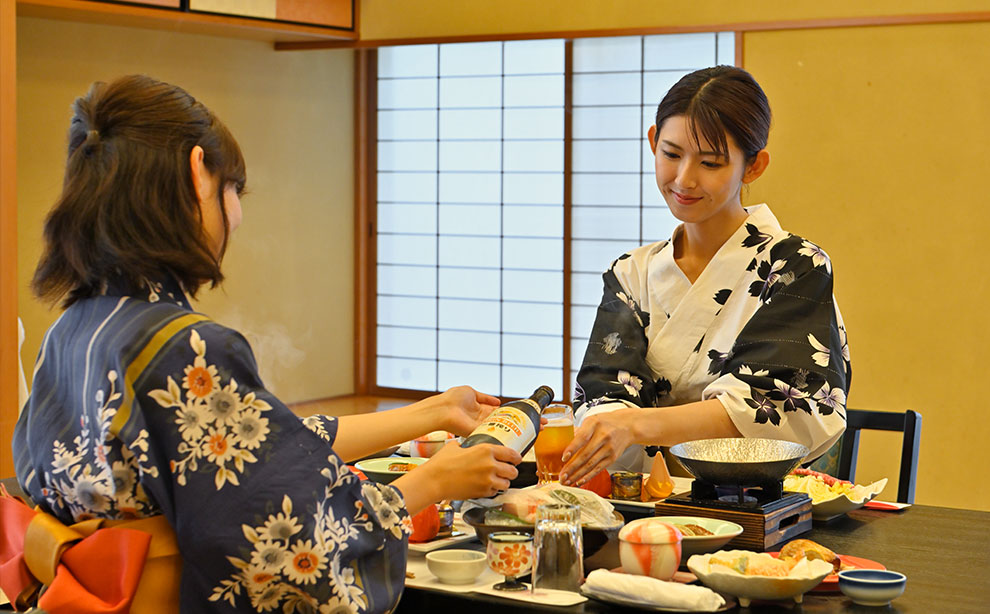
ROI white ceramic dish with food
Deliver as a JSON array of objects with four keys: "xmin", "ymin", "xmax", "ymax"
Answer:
[
  {"xmin": 353, "ymin": 456, "xmax": 428, "ymax": 484},
  {"xmin": 653, "ymin": 516, "xmax": 744, "ymax": 557},
  {"xmin": 784, "ymin": 474, "xmax": 887, "ymax": 521},
  {"xmin": 687, "ymin": 551, "xmax": 834, "ymax": 607},
  {"xmin": 807, "ymin": 486, "xmax": 885, "ymax": 520}
]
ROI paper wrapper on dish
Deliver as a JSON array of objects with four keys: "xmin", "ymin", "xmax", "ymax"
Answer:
[
  {"xmin": 583, "ymin": 569, "xmax": 725, "ymax": 612},
  {"xmin": 473, "ymin": 484, "xmax": 622, "ymax": 529},
  {"xmin": 687, "ymin": 551, "xmax": 833, "ymax": 607}
]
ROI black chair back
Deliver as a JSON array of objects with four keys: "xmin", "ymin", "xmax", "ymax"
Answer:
[{"xmin": 837, "ymin": 408, "xmax": 922, "ymax": 504}]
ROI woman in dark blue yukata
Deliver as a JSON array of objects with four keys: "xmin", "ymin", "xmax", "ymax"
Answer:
[{"xmin": 11, "ymin": 75, "xmax": 519, "ymax": 613}]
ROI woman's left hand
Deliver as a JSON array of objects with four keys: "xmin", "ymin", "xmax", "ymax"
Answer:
[
  {"xmin": 436, "ymin": 385, "xmax": 501, "ymax": 437},
  {"xmin": 559, "ymin": 408, "xmax": 639, "ymax": 486}
]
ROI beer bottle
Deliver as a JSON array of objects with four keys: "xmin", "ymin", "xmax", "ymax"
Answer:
[{"xmin": 460, "ymin": 385, "xmax": 554, "ymax": 455}]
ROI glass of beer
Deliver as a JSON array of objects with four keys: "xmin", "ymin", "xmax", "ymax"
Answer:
[{"xmin": 534, "ymin": 403, "xmax": 574, "ymax": 484}]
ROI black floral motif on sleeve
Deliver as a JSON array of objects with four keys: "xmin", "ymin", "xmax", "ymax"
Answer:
[{"xmin": 741, "ymin": 223, "xmax": 773, "ymax": 252}]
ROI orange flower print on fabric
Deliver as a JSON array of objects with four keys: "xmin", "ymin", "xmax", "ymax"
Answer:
[
  {"xmin": 205, "ymin": 430, "xmax": 229, "ymax": 459},
  {"xmin": 184, "ymin": 361, "xmax": 218, "ymax": 398}
]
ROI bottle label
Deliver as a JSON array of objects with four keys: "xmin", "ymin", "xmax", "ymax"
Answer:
[{"xmin": 469, "ymin": 404, "xmax": 537, "ymax": 453}]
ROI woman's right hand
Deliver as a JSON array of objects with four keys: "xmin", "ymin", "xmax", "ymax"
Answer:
[
  {"xmin": 392, "ymin": 441, "xmax": 521, "ymax": 515},
  {"xmin": 559, "ymin": 407, "xmax": 639, "ymax": 487}
]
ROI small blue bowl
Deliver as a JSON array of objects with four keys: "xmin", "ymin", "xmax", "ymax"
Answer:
[{"xmin": 838, "ymin": 569, "xmax": 907, "ymax": 606}]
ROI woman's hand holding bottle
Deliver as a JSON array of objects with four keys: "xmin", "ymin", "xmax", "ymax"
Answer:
[{"xmin": 393, "ymin": 441, "xmax": 521, "ymax": 515}]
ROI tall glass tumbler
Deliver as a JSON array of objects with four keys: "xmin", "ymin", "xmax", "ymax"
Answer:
[
  {"xmin": 532, "ymin": 503, "xmax": 583, "ymax": 592},
  {"xmin": 533, "ymin": 403, "xmax": 574, "ymax": 484}
]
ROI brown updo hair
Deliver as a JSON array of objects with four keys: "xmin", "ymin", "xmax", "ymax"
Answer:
[
  {"xmin": 32, "ymin": 74, "xmax": 246, "ymax": 307},
  {"xmin": 654, "ymin": 65, "xmax": 771, "ymax": 164}
]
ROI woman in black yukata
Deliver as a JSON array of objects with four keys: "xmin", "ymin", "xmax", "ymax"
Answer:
[
  {"xmin": 11, "ymin": 75, "xmax": 520, "ymax": 613},
  {"xmin": 558, "ymin": 66, "xmax": 850, "ymax": 489}
]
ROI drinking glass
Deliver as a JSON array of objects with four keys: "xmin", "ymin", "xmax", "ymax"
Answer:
[
  {"xmin": 534, "ymin": 403, "xmax": 574, "ymax": 484},
  {"xmin": 486, "ymin": 531, "xmax": 534, "ymax": 591},
  {"xmin": 532, "ymin": 503, "xmax": 583, "ymax": 592}
]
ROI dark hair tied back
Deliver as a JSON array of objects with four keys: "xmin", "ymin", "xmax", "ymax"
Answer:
[
  {"xmin": 654, "ymin": 65, "xmax": 771, "ymax": 163},
  {"xmin": 33, "ymin": 74, "xmax": 246, "ymax": 308}
]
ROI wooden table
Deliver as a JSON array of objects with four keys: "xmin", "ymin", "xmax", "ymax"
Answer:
[{"xmin": 398, "ymin": 504, "xmax": 990, "ymax": 612}]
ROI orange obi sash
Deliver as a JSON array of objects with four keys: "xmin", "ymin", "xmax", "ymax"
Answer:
[{"xmin": 0, "ymin": 485, "xmax": 181, "ymax": 613}]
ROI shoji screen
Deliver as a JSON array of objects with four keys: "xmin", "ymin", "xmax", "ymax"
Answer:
[
  {"xmin": 375, "ymin": 33, "xmax": 733, "ymax": 399},
  {"xmin": 568, "ymin": 32, "xmax": 735, "ymax": 389},
  {"xmin": 376, "ymin": 41, "xmax": 566, "ymax": 398}
]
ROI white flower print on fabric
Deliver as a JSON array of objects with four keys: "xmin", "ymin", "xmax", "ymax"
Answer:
[
  {"xmin": 361, "ymin": 482, "xmax": 407, "ymax": 541},
  {"xmin": 611, "ymin": 370, "xmax": 643, "ymax": 398},
  {"xmin": 42, "ymin": 370, "xmax": 158, "ymax": 521},
  {"xmin": 602, "ymin": 332, "xmax": 622, "ymax": 355},
  {"xmin": 302, "ymin": 415, "xmax": 333, "ymax": 441},
  {"xmin": 798, "ymin": 240, "xmax": 832, "ymax": 274},
  {"xmin": 738, "ymin": 364, "xmax": 770, "ymax": 377},
  {"xmin": 749, "ymin": 259, "xmax": 787, "ymax": 300},
  {"xmin": 839, "ymin": 325, "xmax": 850, "ymax": 362},
  {"xmin": 149, "ymin": 329, "xmax": 272, "ymax": 489},
  {"xmin": 211, "ymin": 455, "xmax": 402, "ymax": 612},
  {"xmin": 808, "ymin": 333, "xmax": 830, "ymax": 367},
  {"xmin": 615, "ymin": 291, "xmax": 644, "ymax": 327},
  {"xmin": 812, "ymin": 382, "xmax": 846, "ymax": 415}
]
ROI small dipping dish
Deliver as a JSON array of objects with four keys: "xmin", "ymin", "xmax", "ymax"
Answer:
[
  {"xmin": 425, "ymin": 549, "xmax": 487, "ymax": 585},
  {"xmin": 838, "ymin": 569, "xmax": 907, "ymax": 606}
]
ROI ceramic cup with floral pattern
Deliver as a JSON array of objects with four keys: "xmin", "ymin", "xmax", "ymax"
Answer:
[{"xmin": 486, "ymin": 531, "xmax": 534, "ymax": 591}]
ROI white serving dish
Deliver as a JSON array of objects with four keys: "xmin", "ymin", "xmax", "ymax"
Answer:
[
  {"xmin": 688, "ymin": 550, "xmax": 833, "ymax": 607},
  {"xmin": 806, "ymin": 478, "xmax": 887, "ymax": 521},
  {"xmin": 653, "ymin": 516, "xmax": 744, "ymax": 557}
]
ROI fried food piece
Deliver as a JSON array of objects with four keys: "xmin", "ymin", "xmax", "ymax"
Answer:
[
  {"xmin": 779, "ymin": 538, "xmax": 841, "ymax": 572},
  {"xmin": 710, "ymin": 552, "xmax": 795, "ymax": 577},
  {"xmin": 672, "ymin": 523, "xmax": 715, "ymax": 537},
  {"xmin": 388, "ymin": 462, "xmax": 417, "ymax": 472}
]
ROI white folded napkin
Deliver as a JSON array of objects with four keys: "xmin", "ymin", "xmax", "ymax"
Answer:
[{"xmin": 583, "ymin": 569, "xmax": 725, "ymax": 612}]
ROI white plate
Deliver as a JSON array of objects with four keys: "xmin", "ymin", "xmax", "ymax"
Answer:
[
  {"xmin": 652, "ymin": 516, "xmax": 744, "ymax": 557},
  {"xmin": 407, "ymin": 515, "xmax": 477, "ymax": 553}
]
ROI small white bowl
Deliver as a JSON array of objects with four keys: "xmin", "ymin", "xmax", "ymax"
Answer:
[
  {"xmin": 425, "ymin": 549, "xmax": 487, "ymax": 585},
  {"xmin": 838, "ymin": 569, "xmax": 907, "ymax": 606}
]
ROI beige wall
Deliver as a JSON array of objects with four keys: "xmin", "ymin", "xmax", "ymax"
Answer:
[
  {"xmin": 358, "ymin": 0, "xmax": 990, "ymax": 40},
  {"xmin": 745, "ymin": 22, "xmax": 990, "ymax": 511},
  {"xmin": 16, "ymin": 17, "xmax": 355, "ymax": 404}
]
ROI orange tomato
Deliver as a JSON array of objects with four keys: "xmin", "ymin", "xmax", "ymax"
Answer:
[
  {"xmin": 409, "ymin": 504, "xmax": 440, "ymax": 543},
  {"xmin": 579, "ymin": 469, "xmax": 612, "ymax": 498}
]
